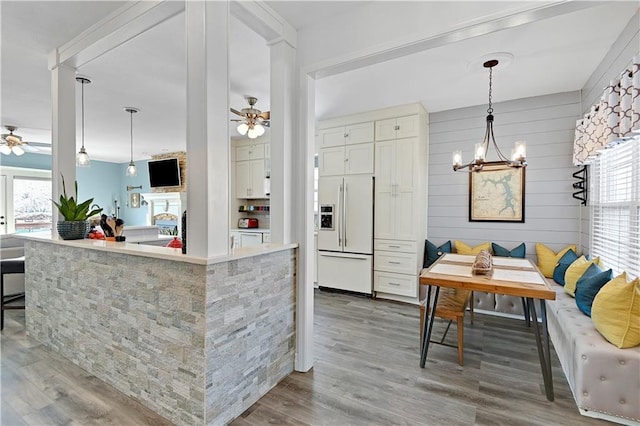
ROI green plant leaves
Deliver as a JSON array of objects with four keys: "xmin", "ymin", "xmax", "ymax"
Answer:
[{"xmin": 52, "ymin": 174, "xmax": 103, "ymax": 221}]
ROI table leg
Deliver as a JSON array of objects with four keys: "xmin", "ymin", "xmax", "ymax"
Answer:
[
  {"xmin": 527, "ymin": 297, "xmax": 554, "ymax": 401},
  {"xmin": 420, "ymin": 285, "xmax": 440, "ymax": 368}
]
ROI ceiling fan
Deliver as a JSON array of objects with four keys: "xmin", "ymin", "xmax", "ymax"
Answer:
[
  {"xmin": 1, "ymin": 125, "xmax": 48, "ymax": 156},
  {"xmin": 230, "ymin": 96, "xmax": 270, "ymax": 139}
]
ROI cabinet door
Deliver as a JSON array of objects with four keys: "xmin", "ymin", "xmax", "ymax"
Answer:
[
  {"xmin": 345, "ymin": 122, "xmax": 374, "ymax": 145},
  {"xmin": 393, "ymin": 138, "xmax": 417, "ymax": 240},
  {"xmin": 230, "ymin": 231, "xmax": 241, "ymax": 248},
  {"xmin": 394, "ymin": 188, "xmax": 416, "ymax": 241},
  {"xmin": 318, "ymin": 127, "xmax": 346, "ymax": 149},
  {"xmin": 375, "ymin": 118, "xmax": 397, "ymax": 141},
  {"xmin": 395, "ymin": 115, "xmax": 419, "ymax": 139},
  {"xmin": 250, "ymin": 144, "xmax": 265, "ymax": 160},
  {"xmin": 249, "ymin": 159, "xmax": 266, "ymax": 198},
  {"xmin": 345, "ymin": 142, "xmax": 374, "ymax": 175},
  {"xmin": 374, "ymin": 188, "xmax": 394, "ymax": 240},
  {"xmin": 318, "ymin": 146, "xmax": 345, "ymax": 176},
  {"xmin": 236, "ymin": 145, "xmax": 252, "ymax": 161},
  {"xmin": 236, "ymin": 161, "xmax": 252, "ymax": 198}
]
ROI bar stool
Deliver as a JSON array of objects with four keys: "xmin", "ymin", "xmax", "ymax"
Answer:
[{"xmin": 1, "ymin": 256, "xmax": 25, "ymax": 330}]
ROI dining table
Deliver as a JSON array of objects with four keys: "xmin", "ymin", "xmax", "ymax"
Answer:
[{"xmin": 419, "ymin": 253, "xmax": 557, "ymax": 401}]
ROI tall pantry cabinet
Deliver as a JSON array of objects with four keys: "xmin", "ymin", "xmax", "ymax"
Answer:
[{"xmin": 316, "ymin": 103, "xmax": 429, "ymax": 303}]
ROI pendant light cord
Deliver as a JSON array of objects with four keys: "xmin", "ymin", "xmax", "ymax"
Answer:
[
  {"xmin": 81, "ymin": 81, "xmax": 85, "ymax": 150},
  {"xmin": 130, "ymin": 110, "xmax": 134, "ymax": 162}
]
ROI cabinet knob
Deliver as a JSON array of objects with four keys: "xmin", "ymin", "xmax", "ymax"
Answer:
[
  {"xmin": 344, "ymin": 133, "xmax": 349, "ymax": 138},
  {"xmin": 394, "ymin": 125, "xmax": 400, "ymax": 130}
]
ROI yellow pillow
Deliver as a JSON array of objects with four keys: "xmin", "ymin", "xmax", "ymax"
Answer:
[
  {"xmin": 455, "ymin": 241, "xmax": 491, "ymax": 255},
  {"xmin": 592, "ymin": 272, "xmax": 640, "ymax": 349},
  {"xmin": 564, "ymin": 256, "xmax": 600, "ymax": 297},
  {"xmin": 535, "ymin": 243, "xmax": 576, "ymax": 278}
]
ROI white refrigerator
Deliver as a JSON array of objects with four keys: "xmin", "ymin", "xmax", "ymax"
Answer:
[{"xmin": 317, "ymin": 175, "xmax": 374, "ymax": 294}]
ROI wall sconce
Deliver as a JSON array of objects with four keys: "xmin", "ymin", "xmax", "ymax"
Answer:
[
  {"xmin": 572, "ymin": 166, "xmax": 588, "ymax": 206},
  {"xmin": 130, "ymin": 193, "xmax": 141, "ymax": 208}
]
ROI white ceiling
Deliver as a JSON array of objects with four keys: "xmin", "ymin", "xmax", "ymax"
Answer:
[{"xmin": 0, "ymin": 1, "xmax": 637, "ymax": 163}]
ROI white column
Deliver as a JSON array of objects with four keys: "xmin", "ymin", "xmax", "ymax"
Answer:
[
  {"xmin": 185, "ymin": 1, "xmax": 230, "ymax": 257},
  {"xmin": 293, "ymin": 71, "xmax": 316, "ymax": 372},
  {"xmin": 269, "ymin": 40, "xmax": 295, "ymax": 244},
  {"xmin": 50, "ymin": 64, "xmax": 77, "ymax": 231}
]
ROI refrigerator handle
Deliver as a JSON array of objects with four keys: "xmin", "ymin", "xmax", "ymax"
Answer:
[
  {"xmin": 343, "ymin": 182, "xmax": 348, "ymax": 247},
  {"xmin": 338, "ymin": 183, "xmax": 343, "ymax": 247}
]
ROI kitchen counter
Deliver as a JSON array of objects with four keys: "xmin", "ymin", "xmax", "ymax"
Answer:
[
  {"xmin": 17, "ymin": 232, "xmax": 294, "ymax": 265},
  {"xmin": 230, "ymin": 228, "xmax": 271, "ymax": 233},
  {"xmin": 20, "ymin": 233, "xmax": 297, "ymax": 425}
]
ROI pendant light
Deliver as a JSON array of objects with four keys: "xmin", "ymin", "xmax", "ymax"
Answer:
[
  {"xmin": 125, "ymin": 107, "xmax": 139, "ymax": 177},
  {"xmin": 452, "ymin": 59, "xmax": 527, "ymax": 172},
  {"xmin": 76, "ymin": 76, "xmax": 91, "ymax": 166}
]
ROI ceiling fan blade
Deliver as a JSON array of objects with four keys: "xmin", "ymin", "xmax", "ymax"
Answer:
[
  {"xmin": 230, "ymin": 108, "xmax": 245, "ymax": 117},
  {"xmin": 258, "ymin": 111, "xmax": 270, "ymax": 120},
  {"xmin": 22, "ymin": 144, "xmax": 40, "ymax": 153},
  {"xmin": 230, "ymin": 119, "xmax": 244, "ymax": 122}
]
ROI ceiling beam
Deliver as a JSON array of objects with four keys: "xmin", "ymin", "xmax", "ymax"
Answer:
[{"xmin": 311, "ymin": 1, "xmax": 605, "ymax": 79}]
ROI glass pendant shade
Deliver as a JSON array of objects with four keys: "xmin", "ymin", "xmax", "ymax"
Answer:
[
  {"xmin": 247, "ymin": 123, "xmax": 265, "ymax": 139},
  {"xmin": 126, "ymin": 161, "xmax": 138, "ymax": 177},
  {"xmin": 76, "ymin": 146, "xmax": 90, "ymax": 166},
  {"xmin": 237, "ymin": 123, "xmax": 249, "ymax": 135}
]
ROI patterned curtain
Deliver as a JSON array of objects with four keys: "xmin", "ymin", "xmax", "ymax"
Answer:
[{"xmin": 573, "ymin": 56, "xmax": 640, "ymax": 165}]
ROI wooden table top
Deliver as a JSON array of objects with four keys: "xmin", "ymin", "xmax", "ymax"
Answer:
[{"xmin": 420, "ymin": 254, "xmax": 556, "ymax": 300}]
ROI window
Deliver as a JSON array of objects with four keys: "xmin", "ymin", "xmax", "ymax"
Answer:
[
  {"xmin": 13, "ymin": 177, "xmax": 52, "ymax": 234},
  {"xmin": 590, "ymin": 138, "xmax": 640, "ymax": 278}
]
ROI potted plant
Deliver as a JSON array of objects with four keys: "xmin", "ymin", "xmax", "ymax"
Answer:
[{"xmin": 52, "ymin": 175, "xmax": 103, "ymax": 240}]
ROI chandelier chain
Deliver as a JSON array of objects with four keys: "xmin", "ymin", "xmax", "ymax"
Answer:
[{"xmin": 487, "ymin": 66, "xmax": 493, "ymax": 115}]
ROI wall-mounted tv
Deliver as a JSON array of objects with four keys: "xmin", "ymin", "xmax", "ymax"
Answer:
[{"xmin": 148, "ymin": 158, "xmax": 181, "ymax": 188}]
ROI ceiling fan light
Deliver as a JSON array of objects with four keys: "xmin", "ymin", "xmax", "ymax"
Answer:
[
  {"xmin": 0, "ymin": 145, "xmax": 11, "ymax": 155},
  {"xmin": 13, "ymin": 145, "xmax": 24, "ymax": 156},
  {"xmin": 254, "ymin": 123, "xmax": 265, "ymax": 137},
  {"xmin": 247, "ymin": 126, "xmax": 260, "ymax": 139},
  {"xmin": 76, "ymin": 146, "xmax": 90, "ymax": 166},
  {"xmin": 126, "ymin": 161, "xmax": 138, "ymax": 177},
  {"xmin": 237, "ymin": 123, "xmax": 249, "ymax": 136}
]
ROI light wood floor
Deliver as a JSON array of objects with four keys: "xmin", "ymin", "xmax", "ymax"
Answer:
[{"xmin": 2, "ymin": 290, "xmax": 608, "ymax": 425}]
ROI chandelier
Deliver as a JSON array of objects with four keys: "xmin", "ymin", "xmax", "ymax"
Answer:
[{"xmin": 453, "ymin": 59, "xmax": 527, "ymax": 172}]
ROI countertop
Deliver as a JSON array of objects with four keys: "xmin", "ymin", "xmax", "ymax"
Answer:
[
  {"xmin": 17, "ymin": 232, "xmax": 296, "ymax": 265},
  {"xmin": 230, "ymin": 228, "xmax": 271, "ymax": 233}
]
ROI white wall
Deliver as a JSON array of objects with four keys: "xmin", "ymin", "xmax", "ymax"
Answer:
[
  {"xmin": 427, "ymin": 91, "xmax": 582, "ymax": 259},
  {"xmin": 578, "ymin": 10, "xmax": 640, "ymax": 255}
]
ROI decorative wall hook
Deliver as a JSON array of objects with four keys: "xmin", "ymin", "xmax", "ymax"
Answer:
[{"xmin": 572, "ymin": 166, "xmax": 588, "ymax": 206}]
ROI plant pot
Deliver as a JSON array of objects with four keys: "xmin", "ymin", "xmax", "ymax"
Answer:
[{"xmin": 57, "ymin": 220, "xmax": 89, "ymax": 240}]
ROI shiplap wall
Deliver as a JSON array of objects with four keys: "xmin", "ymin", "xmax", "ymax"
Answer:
[
  {"xmin": 427, "ymin": 91, "xmax": 582, "ymax": 261},
  {"xmin": 578, "ymin": 10, "xmax": 640, "ymax": 255}
]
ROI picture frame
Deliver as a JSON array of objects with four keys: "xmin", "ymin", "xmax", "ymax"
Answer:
[{"xmin": 469, "ymin": 161, "xmax": 525, "ymax": 222}]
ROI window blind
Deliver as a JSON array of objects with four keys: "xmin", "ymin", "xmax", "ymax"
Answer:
[{"xmin": 590, "ymin": 138, "xmax": 640, "ymax": 279}]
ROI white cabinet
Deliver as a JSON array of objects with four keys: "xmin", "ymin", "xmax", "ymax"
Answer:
[
  {"xmin": 318, "ymin": 143, "xmax": 374, "ymax": 177},
  {"xmin": 318, "ymin": 122, "xmax": 374, "ymax": 149},
  {"xmin": 236, "ymin": 159, "xmax": 267, "ymax": 199},
  {"xmin": 318, "ymin": 122, "xmax": 375, "ymax": 177},
  {"xmin": 375, "ymin": 115, "xmax": 419, "ymax": 141},
  {"xmin": 236, "ymin": 144, "xmax": 265, "ymax": 161},
  {"xmin": 374, "ymin": 137, "xmax": 418, "ymax": 240}
]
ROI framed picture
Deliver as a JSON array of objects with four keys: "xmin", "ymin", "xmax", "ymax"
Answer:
[{"xmin": 469, "ymin": 162, "xmax": 525, "ymax": 222}]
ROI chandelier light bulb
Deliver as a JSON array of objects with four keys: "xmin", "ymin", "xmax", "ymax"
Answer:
[{"xmin": 452, "ymin": 150, "xmax": 462, "ymax": 167}]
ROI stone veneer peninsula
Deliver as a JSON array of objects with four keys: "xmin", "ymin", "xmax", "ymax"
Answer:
[{"xmin": 19, "ymin": 234, "xmax": 297, "ymax": 425}]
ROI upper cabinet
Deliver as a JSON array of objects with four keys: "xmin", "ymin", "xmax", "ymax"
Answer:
[
  {"xmin": 375, "ymin": 115, "xmax": 419, "ymax": 141},
  {"xmin": 317, "ymin": 122, "xmax": 374, "ymax": 149},
  {"xmin": 317, "ymin": 121, "xmax": 375, "ymax": 177},
  {"xmin": 236, "ymin": 144, "xmax": 265, "ymax": 161}
]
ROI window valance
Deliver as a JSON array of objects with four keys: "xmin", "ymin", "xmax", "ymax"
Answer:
[{"xmin": 573, "ymin": 56, "xmax": 639, "ymax": 165}]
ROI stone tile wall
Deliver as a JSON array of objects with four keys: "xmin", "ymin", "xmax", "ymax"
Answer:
[
  {"xmin": 24, "ymin": 240, "xmax": 296, "ymax": 425},
  {"xmin": 205, "ymin": 249, "xmax": 296, "ymax": 424}
]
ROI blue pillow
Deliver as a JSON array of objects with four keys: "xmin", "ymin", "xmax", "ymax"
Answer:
[
  {"xmin": 575, "ymin": 263, "xmax": 613, "ymax": 317},
  {"xmin": 424, "ymin": 240, "xmax": 452, "ymax": 268},
  {"xmin": 491, "ymin": 242, "xmax": 526, "ymax": 258},
  {"xmin": 552, "ymin": 249, "xmax": 578, "ymax": 286}
]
